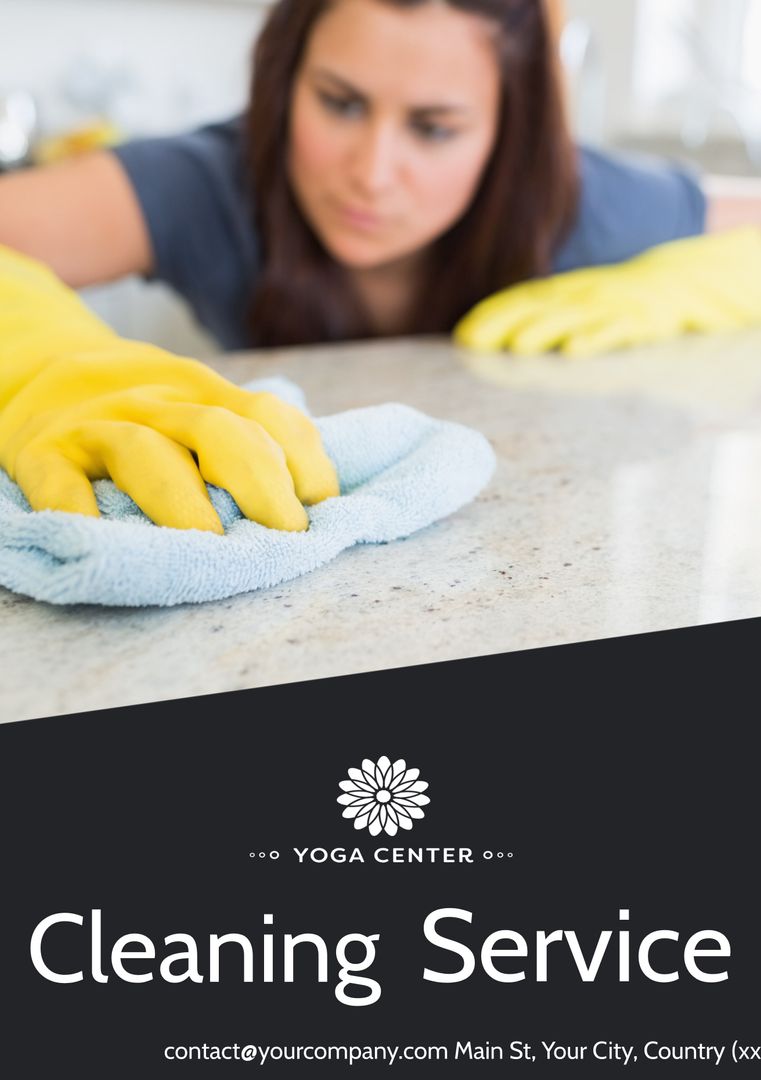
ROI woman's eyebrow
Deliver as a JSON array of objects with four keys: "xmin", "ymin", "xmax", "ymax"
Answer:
[
  {"xmin": 310, "ymin": 68, "xmax": 471, "ymax": 115},
  {"xmin": 411, "ymin": 103, "xmax": 472, "ymax": 117},
  {"xmin": 312, "ymin": 69, "xmax": 368, "ymax": 100}
]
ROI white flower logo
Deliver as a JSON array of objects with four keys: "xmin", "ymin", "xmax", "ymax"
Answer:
[{"xmin": 337, "ymin": 756, "xmax": 430, "ymax": 837}]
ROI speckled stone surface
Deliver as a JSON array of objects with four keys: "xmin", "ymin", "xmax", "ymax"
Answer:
[{"xmin": 4, "ymin": 331, "xmax": 761, "ymax": 724}]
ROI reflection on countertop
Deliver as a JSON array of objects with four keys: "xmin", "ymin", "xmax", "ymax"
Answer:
[{"xmin": 3, "ymin": 329, "xmax": 761, "ymax": 724}]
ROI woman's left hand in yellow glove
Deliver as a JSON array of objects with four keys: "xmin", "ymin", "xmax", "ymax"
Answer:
[
  {"xmin": 0, "ymin": 246, "xmax": 339, "ymax": 534},
  {"xmin": 454, "ymin": 227, "xmax": 761, "ymax": 357}
]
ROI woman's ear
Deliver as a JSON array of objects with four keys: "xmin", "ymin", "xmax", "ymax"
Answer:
[
  {"xmin": 544, "ymin": 0, "xmax": 566, "ymax": 46},
  {"xmin": 543, "ymin": 0, "xmax": 569, "ymax": 121}
]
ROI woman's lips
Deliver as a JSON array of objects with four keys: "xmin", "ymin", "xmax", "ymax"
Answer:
[{"xmin": 333, "ymin": 201, "xmax": 386, "ymax": 231}]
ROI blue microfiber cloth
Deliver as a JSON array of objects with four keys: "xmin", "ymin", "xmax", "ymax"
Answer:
[{"xmin": 0, "ymin": 378, "xmax": 495, "ymax": 607}]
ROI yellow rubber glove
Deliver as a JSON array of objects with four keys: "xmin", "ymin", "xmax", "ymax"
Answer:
[
  {"xmin": 454, "ymin": 227, "xmax": 761, "ymax": 357},
  {"xmin": 0, "ymin": 245, "xmax": 339, "ymax": 533}
]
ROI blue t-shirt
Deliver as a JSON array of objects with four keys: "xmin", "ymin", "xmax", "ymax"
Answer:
[{"xmin": 112, "ymin": 117, "xmax": 707, "ymax": 350}]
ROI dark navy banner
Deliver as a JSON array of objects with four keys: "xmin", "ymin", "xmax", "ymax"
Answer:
[{"xmin": 1, "ymin": 619, "xmax": 758, "ymax": 1076}]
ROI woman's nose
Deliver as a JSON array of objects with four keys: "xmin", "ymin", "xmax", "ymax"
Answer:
[{"xmin": 349, "ymin": 122, "xmax": 399, "ymax": 197}]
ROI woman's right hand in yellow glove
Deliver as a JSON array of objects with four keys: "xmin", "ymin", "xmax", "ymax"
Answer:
[{"xmin": 0, "ymin": 247, "xmax": 339, "ymax": 533}]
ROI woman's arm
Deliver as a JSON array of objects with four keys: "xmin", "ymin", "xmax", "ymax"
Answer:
[
  {"xmin": 0, "ymin": 151, "xmax": 153, "ymax": 288},
  {"xmin": 705, "ymin": 175, "xmax": 761, "ymax": 233}
]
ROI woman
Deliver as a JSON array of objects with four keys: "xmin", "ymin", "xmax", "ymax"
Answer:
[{"xmin": 1, "ymin": 0, "xmax": 761, "ymax": 531}]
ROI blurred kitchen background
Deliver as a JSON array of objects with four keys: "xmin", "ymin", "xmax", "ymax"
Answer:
[{"xmin": 2, "ymin": 0, "xmax": 761, "ymax": 354}]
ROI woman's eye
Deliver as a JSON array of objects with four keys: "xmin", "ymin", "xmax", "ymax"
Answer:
[
  {"xmin": 317, "ymin": 91, "xmax": 364, "ymax": 118},
  {"xmin": 412, "ymin": 120, "xmax": 458, "ymax": 143}
]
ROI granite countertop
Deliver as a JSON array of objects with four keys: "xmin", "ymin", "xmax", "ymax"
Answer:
[{"xmin": 3, "ymin": 331, "xmax": 761, "ymax": 724}]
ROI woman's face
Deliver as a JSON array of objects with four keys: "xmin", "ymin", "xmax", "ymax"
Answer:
[{"xmin": 287, "ymin": 0, "xmax": 502, "ymax": 271}]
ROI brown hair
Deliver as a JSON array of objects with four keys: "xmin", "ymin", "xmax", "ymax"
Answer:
[{"xmin": 245, "ymin": 0, "xmax": 578, "ymax": 347}]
